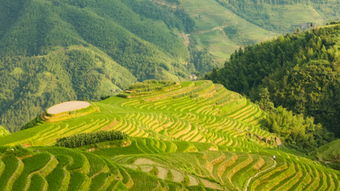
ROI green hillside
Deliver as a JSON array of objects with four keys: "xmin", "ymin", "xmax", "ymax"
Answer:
[
  {"xmin": 0, "ymin": 126, "xmax": 10, "ymax": 137},
  {"xmin": 0, "ymin": 80, "xmax": 338, "ymax": 190},
  {"xmin": 179, "ymin": 0, "xmax": 339, "ymax": 62},
  {"xmin": 0, "ymin": 0, "xmax": 192, "ymax": 131},
  {"xmin": 1, "ymin": 0, "xmax": 339, "ymax": 132},
  {"xmin": 207, "ymin": 23, "xmax": 340, "ymax": 137},
  {"xmin": 0, "ymin": 81, "xmax": 275, "ymax": 147},
  {"xmin": 215, "ymin": 0, "xmax": 339, "ymax": 32},
  {"xmin": 316, "ymin": 139, "xmax": 340, "ymax": 170},
  {"xmin": 0, "ymin": 144, "xmax": 338, "ymax": 191}
]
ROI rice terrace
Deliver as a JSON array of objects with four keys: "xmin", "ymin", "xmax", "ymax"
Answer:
[
  {"xmin": 0, "ymin": 0, "xmax": 339, "ymax": 189},
  {"xmin": 0, "ymin": 80, "xmax": 338, "ymax": 190}
]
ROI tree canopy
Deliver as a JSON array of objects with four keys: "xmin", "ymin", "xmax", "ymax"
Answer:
[{"xmin": 207, "ymin": 23, "xmax": 340, "ymax": 137}]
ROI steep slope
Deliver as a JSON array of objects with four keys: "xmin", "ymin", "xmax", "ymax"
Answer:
[
  {"xmin": 0, "ymin": 0, "xmax": 339, "ymax": 132},
  {"xmin": 207, "ymin": 23, "xmax": 340, "ymax": 137},
  {"xmin": 0, "ymin": 81, "xmax": 338, "ymax": 190},
  {"xmin": 0, "ymin": 80, "xmax": 276, "ymax": 147},
  {"xmin": 178, "ymin": 0, "xmax": 276, "ymax": 63},
  {"xmin": 316, "ymin": 139, "xmax": 340, "ymax": 170},
  {"xmin": 177, "ymin": 0, "xmax": 339, "ymax": 62},
  {"xmin": 0, "ymin": 46, "xmax": 137, "ymax": 131},
  {"xmin": 0, "ymin": 0, "xmax": 193, "ymax": 131},
  {"xmin": 215, "ymin": 0, "xmax": 339, "ymax": 32},
  {"xmin": 0, "ymin": 144, "xmax": 339, "ymax": 191}
]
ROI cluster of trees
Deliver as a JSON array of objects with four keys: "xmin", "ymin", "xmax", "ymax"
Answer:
[
  {"xmin": 55, "ymin": 131, "xmax": 128, "ymax": 148},
  {"xmin": 258, "ymin": 88, "xmax": 332, "ymax": 151},
  {"xmin": 207, "ymin": 24, "xmax": 340, "ymax": 138},
  {"xmin": 128, "ymin": 80, "xmax": 176, "ymax": 92},
  {"xmin": 224, "ymin": 26, "xmax": 257, "ymax": 46},
  {"xmin": 190, "ymin": 48, "xmax": 217, "ymax": 74},
  {"xmin": 266, "ymin": 106, "xmax": 332, "ymax": 152},
  {"xmin": 118, "ymin": 80, "xmax": 178, "ymax": 98}
]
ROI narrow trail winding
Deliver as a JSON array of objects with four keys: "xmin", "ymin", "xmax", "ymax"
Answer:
[{"xmin": 243, "ymin": 159, "xmax": 277, "ymax": 191}]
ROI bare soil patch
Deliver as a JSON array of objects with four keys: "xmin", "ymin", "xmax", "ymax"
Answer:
[{"xmin": 47, "ymin": 101, "xmax": 90, "ymax": 115}]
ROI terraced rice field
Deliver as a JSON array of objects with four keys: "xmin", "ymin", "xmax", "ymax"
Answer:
[
  {"xmin": 0, "ymin": 146, "xmax": 164, "ymax": 191},
  {"xmin": 0, "ymin": 81, "xmax": 274, "ymax": 147},
  {"xmin": 0, "ymin": 80, "xmax": 338, "ymax": 190},
  {"xmin": 0, "ymin": 139, "xmax": 338, "ymax": 191}
]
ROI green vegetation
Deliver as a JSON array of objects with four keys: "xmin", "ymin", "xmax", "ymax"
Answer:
[
  {"xmin": 0, "ymin": 80, "xmax": 338, "ymax": 190},
  {"xmin": 207, "ymin": 23, "xmax": 340, "ymax": 137},
  {"xmin": 216, "ymin": 0, "xmax": 339, "ymax": 32},
  {"xmin": 0, "ymin": 46, "xmax": 137, "ymax": 132},
  {"xmin": 56, "ymin": 131, "xmax": 128, "ymax": 148},
  {"xmin": 180, "ymin": 0, "xmax": 338, "ymax": 62},
  {"xmin": 180, "ymin": 0, "xmax": 276, "ymax": 63},
  {"xmin": 0, "ymin": 126, "xmax": 10, "ymax": 137},
  {"xmin": 1, "ymin": 0, "xmax": 339, "ymax": 132},
  {"xmin": 0, "ymin": 81, "xmax": 275, "ymax": 148},
  {"xmin": 255, "ymin": 88, "xmax": 331, "ymax": 152},
  {"xmin": 265, "ymin": 106, "xmax": 331, "ymax": 152},
  {"xmin": 316, "ymin": 139, "xmax": 340, "ymax": 170},
  {"xmin": 0, "ymin": 0, "xmax": 193, "ymax": 132}
]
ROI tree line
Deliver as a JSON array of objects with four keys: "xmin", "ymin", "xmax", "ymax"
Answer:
[
  {"xmin": 55, "ymin": 131, "xmax": 128, "ymax": 148},
  {"xmin": 207, "ymin": 24, "xmax": 340, "ymax": 148}
]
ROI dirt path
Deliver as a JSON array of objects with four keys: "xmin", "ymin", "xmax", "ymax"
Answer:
[{"xmin": 243, "ymin": 159, "xmax": 277, "ymax": 191}]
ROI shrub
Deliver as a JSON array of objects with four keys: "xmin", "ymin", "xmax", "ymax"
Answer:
[
  {"xmin": 264, "ymin": 106, "xmax": 332, "ymax": 152},
  {"xmin": 55, "ymin": 131, "xmax": 128, "ymax": 148}
]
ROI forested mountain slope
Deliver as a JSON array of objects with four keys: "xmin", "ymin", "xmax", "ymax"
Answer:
[
  {"xmin": 0, "ymin": 0, "xmax": 193, "ymax": 131},
  {"xmin": 0, "ymin": 0, "xmax": 339, "ymax": 131},
  {"xmin": 206, "ymin": 23, "xmax": 340, "ymax": 137}
]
